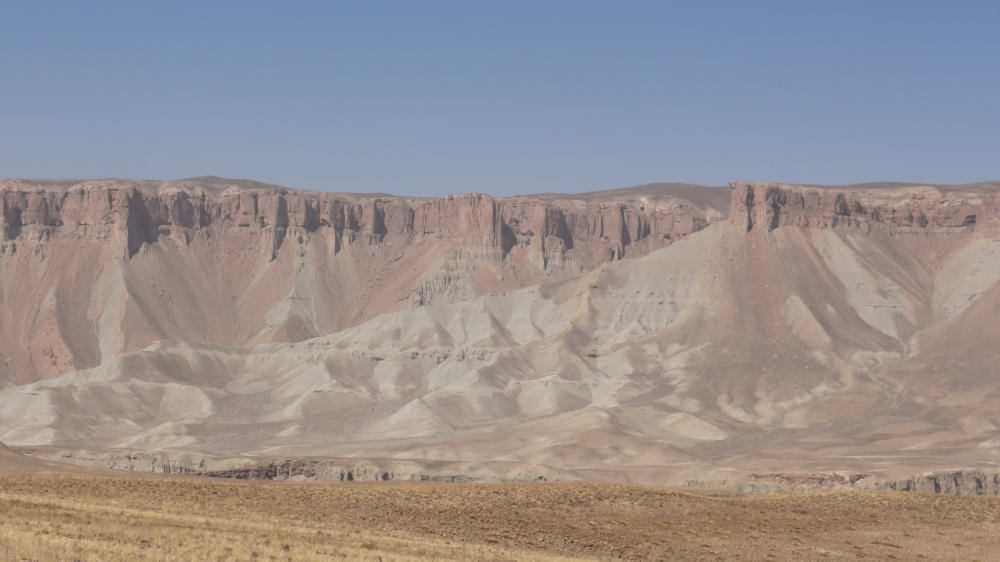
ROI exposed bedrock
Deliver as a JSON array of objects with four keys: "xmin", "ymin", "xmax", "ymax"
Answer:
[
  {"xmin": 0, "ymin": 178, "xmax": 728, "ymax": 382},
  {"xmin": 0, "ymin": 180, "xmax": 723, "ymax": 259},
  {"xmin": 874, "ymin": 470, "xmax": 1000, "ymax": 495},
  {"xmin": 707, "ymin": 470, "xmax": 1000, "ymax": 496},
  {"xmin": 5, "ymin": 178, "xmax": 1000, "ymax": 485},
  {"xmin": 731, "ymin": 181, "xmax": 1000, "ymax": 233}
]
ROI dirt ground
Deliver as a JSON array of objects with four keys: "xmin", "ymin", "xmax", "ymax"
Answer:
[{"xmin": 1, "ymin": 475, "xmax": 999, "ymax": 560}]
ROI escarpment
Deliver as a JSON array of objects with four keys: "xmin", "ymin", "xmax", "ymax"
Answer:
[
  {"xmin": 4, "ymin": 176, "xmax": 997, "ymax": 384},
  {"xmin": 0, "ymin": 179, "xmax": 725, "ymax": 261},
  {"xmin": 5, "ymin": 177, "xmax": 1000, "ymax": 487},
  {"xmin": 0, "ymin": 177, "xmax": 728, "ymax": 383},
  {"xmin": 731, "ymin": 180, "xmax": 1000, "ymax": 233}
]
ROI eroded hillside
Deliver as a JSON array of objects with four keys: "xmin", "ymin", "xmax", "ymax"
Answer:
[
  {"xmin": 4, "ymin": 180, "xmax": 1000, "ymax": 487},
  {"xmin": 0, "ymin": 177, "xmax": 728, "ymax": 383}
]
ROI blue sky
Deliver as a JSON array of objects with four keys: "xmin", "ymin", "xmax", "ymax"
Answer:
[{"xmin": 1, "ymin": 1, "xmax": 998, "ymax": 196}]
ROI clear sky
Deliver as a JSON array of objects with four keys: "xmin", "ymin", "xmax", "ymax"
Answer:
[{"xmin": 1, "ymin": 1, "xmax": 998, "ymax": 196}]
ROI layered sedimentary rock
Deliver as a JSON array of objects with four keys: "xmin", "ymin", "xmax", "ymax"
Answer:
[
  {"xmin": 0, "ymin": 177, "xmax": 728, "ymax": 383},
  {"xmin": 5, "ymin": 177, "xmax": 1000, "ymax": 489},
  {"xmin": 731, "ymin": 180, "xmax": 1000, "ymax": 233}
]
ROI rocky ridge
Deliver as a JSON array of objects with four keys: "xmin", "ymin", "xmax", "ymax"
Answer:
[
  {"xmin": 20, "ymin": 444, "xmax": 1000, "ymax": 495},
  {"xmin": 1, "ymin": 177, "xmax": 725, "ymax": 262},
  {"xmin": 0, "ymin": 177, "xmax": 728, "ymax": 383},
  {"xmin": 731, "ymin": 180, "xmax": 1000, "ymax": 233}
]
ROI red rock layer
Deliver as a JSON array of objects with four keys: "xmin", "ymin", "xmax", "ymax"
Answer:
[
  {"xmin": 0, "ymin": 178, "xmax": 728, "ymax": 383},
  {"xmin": 730, "ymin": 181, "xmax": 1000, "ymax": 233}
]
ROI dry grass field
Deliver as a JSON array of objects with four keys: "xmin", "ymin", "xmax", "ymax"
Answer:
[{"xmin": 1, "ymin": 476, "xmax": 1000, "ymax": 561}]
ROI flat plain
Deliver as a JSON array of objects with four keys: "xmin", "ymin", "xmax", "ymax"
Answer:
[{"xmin": 2, "ymin": 475, "xmax": 1000, "ymax": 561}]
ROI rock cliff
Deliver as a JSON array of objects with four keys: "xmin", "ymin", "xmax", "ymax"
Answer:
[
  {"xmin": 872, "ymin": 470, "xmax": 1000, "ymax": 495},
  {"xmin": 730, "ymin": 180, "xmax": 1000, "ymax": 233},
  {"xmin": 0, "ymin": 177, "xmax": 728, "ymax": 382}
]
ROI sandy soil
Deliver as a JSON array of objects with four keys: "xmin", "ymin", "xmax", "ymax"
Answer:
[{"xmin": 1, "ymin": 475, "xmax": 999, "ymax": 561}]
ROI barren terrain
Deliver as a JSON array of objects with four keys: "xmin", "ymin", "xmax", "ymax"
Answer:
[
  {"xmin": 2, "ymin": 475, "xmax": 1000, "ymax": 561},
  {"xmin": 5, "ymin": 179, "xmax": 1000, "ymax": 488},
  {"xmin": 0, "ymin": 177, "xmax": 727, "ymax": 383}
]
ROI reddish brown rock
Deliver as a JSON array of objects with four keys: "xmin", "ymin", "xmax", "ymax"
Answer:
[
  {"xmin": 731, "ymin": 180, "xmax": 1000, "ymax": 233},
  {"xmin": 0, "ymin": 177, "xmax": 728, "ymax": 383}
]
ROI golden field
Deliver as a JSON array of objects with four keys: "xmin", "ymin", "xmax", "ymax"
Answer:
[{"xmin": 1, "ymin": 475, "xmax": 1000, "ymax": 561}]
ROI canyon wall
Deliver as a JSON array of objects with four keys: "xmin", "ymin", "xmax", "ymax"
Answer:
[
  {"xmin": 0, "ymin": 177, "xmax": 728, "ymax": 383},
  {"xmin": 731, "ymin": 180, "xmax": 1000, "ymax": 233}
]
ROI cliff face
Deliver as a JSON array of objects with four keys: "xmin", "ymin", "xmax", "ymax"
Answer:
[
  {"xmin": 7, "ymin": 177, "xmax": 996, "ymax": 385},
  {"xmin": 730, "ymin": 181, "xmax": 1000, "ymax": 233},
  {"xmin": 692, "ymin": 470, "xmax": 1000, "ymax": 496},
  {"xmin": 0, "ymin": 179, "xmax": 723, "ymax": 260},
  {"xmin": 0, "ymin": 177, "xmax": 728, "ymax": 383},
  {"xmin": 876, "ymin": 471, "xmax": 1000, "ymax": 495}
]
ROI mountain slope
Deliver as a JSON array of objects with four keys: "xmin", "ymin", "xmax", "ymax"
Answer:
[
  {"xmin": 5, "ymin": 180, "xmax": 1000, "ymax": 483},
  {"xmin": 0, "ymin": 177, "xmax": 728, "ymax": 383}
]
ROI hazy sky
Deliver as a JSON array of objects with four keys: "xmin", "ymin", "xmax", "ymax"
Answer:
[{"xmin": 2, "ymin": 1, "xmax": 998, "ymax": 196}]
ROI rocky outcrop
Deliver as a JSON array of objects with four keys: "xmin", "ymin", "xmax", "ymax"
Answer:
[
  {"xmin": 198, "ymin": 459, "xmax": 486, "ymax": 482},
  {"xmin": 104, "ymin": 451, "xmax": 205, "ymax": 474},
  {"xmin": 687, "ymin": 470, "xmax": 1000, "ymax": 496},
  {"xmin": 0, "ymin": 179, "xmax": 724, "ymax": 262},
  {"xmin": 20, "ymin": 447, "xmax": 559, "ymax": 482},
  {"xmin": 874, "ymin": 470, "xmax": 1000, "ymax": 495},
  {"xmin": 730, "ymin": 181, "xmax": 1000, "ymax": 233},
  {"xmin": 734, "ymin": 472, "xmax": 874, "ymax": 493}
]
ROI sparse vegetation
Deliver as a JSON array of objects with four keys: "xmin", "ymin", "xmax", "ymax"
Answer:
[{"xmin": 2, "ymin": 476, "xmax": 1000, "ymax": 560}]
